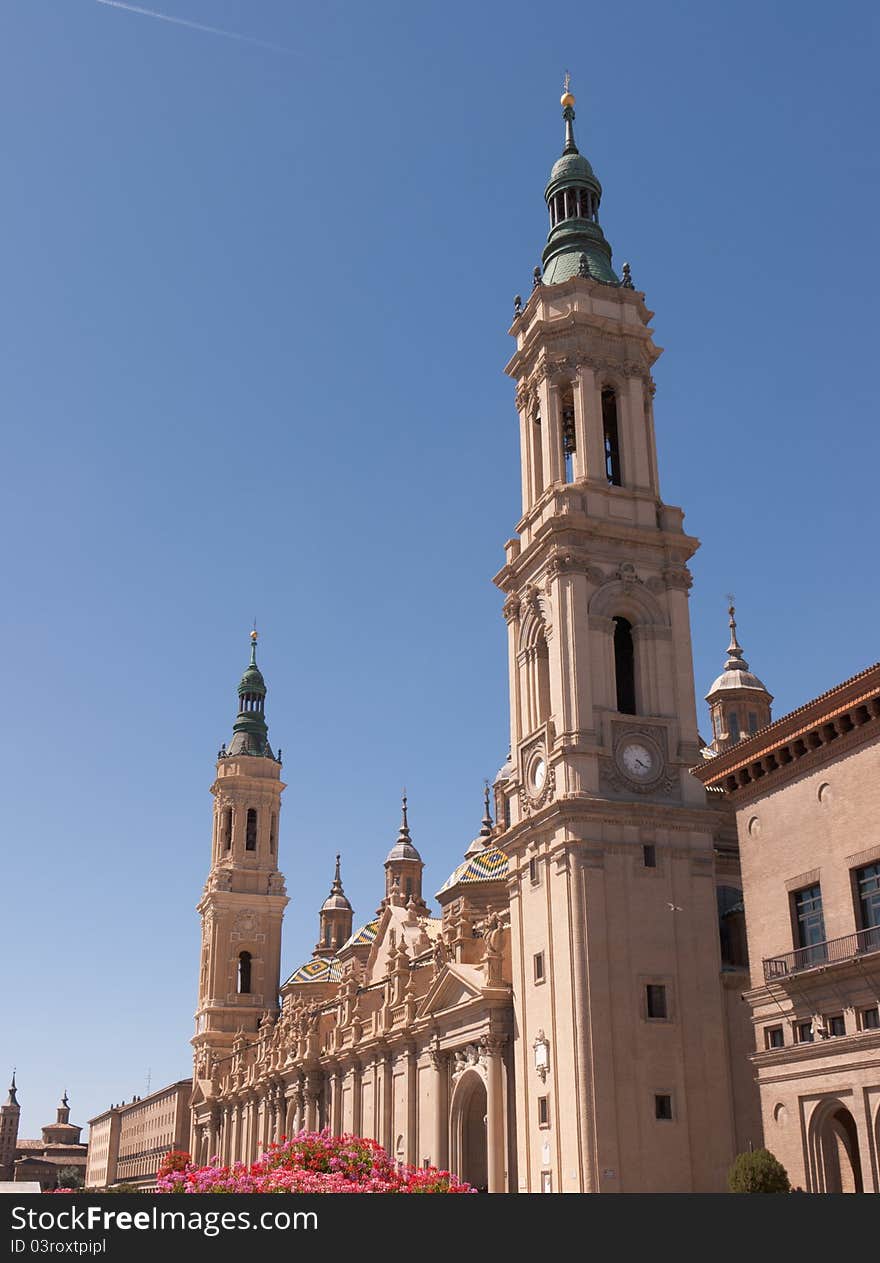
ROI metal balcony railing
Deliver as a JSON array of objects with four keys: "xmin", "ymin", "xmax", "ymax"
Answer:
[{"xmin": 763, "ymin": 924, "xmax": 880, "ymax": 982}]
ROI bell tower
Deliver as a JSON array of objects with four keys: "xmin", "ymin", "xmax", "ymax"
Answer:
[
  {"xmin": 495, "ymin": 84, "xmax": 739, "ymax": 1192},
  {"xmin": 192, "ymin": 632, "xmax": 288, "ymax": 1075}
]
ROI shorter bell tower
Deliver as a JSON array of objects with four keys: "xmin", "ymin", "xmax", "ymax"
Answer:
[
  {"xmin": 192, "ymin": 633, "xmax": 289, "ymax": 1075},
  {"xmin": 0, "ymin": 1072, "xmax": 20, "ymax": 1180}
]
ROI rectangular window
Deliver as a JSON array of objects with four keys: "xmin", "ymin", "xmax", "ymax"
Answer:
[
  {"xmin": 642, "ymin": 844, "xmax": 656, "ymax": 868},
  {"xmin": 654, "ymin": 1094, "xmax": 673, "ymax": 1121},
  {"xmin": 792, "ymin": 884, "xmax": 826, "ymax": 963},
  {"xmin": 529, "ymin": 857, "xmax": 540, "ymax": 886},
  {"xmin": 827, "ymin": 1014, "xmax": 846, "ymax": 1037},
  {"xmin": 537, "ymin": 1097, "xmax": 549, "ymax": 1128},
  {"xmin": 855, "ymin": 862, "xmax": 880, "ymax": 936},
  {"xmin": 533, "ymin": 952, "xmax": 545, "ymax": 984},
  {"xmin": 541, "ymin": 1171, "xmax": 553, "ymax": 1193},
  {"xmin": 796, "ymin": 1021, "xmax": 814, "ymax": 1044},
  {"xmin": 765, "ymin": 1026, "xmax": 785, "ymax": 1050},
  {"xmin": 646, "ymin": 984, "xmax": 668, "ymax": 1020},
  {"xmin": 862, "ymin": 1007, "xmax": 880, "ymax": 1031},
  {"xmin": 503, "ymin": 796, "xmax": 511, "ymax": 829},
  {"xmin": 728, "ymin": 711, "xmax": 741, "ymax": 743}
]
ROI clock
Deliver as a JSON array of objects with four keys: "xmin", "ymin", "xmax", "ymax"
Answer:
[
  {"xmin": 618, "ymin": 739, "xmax": 659, "ymax": 782},
  {"xmin": 531, "ymin": 758, "xmax": 547, "ymax": 792}
]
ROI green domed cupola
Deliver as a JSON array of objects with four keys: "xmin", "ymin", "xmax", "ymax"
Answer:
[
  {"xmin": 221, "ymin": 630, "xmax": 277, "ymax": 759},
  {"xmin": 541, "ymin": 80, "xmax": 619, "ymax": 286}
]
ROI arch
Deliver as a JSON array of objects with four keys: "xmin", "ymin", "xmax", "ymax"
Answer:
[
  {"xmin": 449, "ymin": 1069, "xmax": 488, "ymax": 1193},
  {"xmin": 588, "ymin": 578, "xmax": 668, "ymax": 628},
  {"xmin": 809, "ymin": 1100, "xmax": 864, "ymax": 1193},
  {"xmin": 237, "ymin": 951, "xmax": 252, "ymax": 995}
]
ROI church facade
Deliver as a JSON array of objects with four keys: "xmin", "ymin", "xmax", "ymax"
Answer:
[{"xmin": 189, "ymin": 88, "xmax": 761, "ymax": 1193}]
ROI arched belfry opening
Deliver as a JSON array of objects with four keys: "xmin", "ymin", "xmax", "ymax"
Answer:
[
  {"xmin": 237, "ymin": 951, "xmax": 252, "ymax": 995},
  {"xmin": 613, "ymin": 616, "xmax": 637, "ymax": 714}
]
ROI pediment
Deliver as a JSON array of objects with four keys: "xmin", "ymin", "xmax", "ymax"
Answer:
[
  {"xmin": 190, "ymin": 1079, "xmax": 215, "ymax": 1110},
  {"xmin": 417, "ymin": 963, "xmax": 484, "ymax": 1017}
]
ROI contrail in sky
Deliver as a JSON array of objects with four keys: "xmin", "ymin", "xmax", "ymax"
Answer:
[{"xmin": 95, "ymin": 0, "xmax": 292, "ymax": 54}]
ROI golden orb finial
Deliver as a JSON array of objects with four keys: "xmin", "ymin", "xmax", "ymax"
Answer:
[{"xmin": 561, "ymin": 70, "xmax": 575, "ymax": 108}]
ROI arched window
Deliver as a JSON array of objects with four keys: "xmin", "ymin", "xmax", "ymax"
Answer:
[
  {"xmin": 237, "ymin": 951, "xmax": 252, "ymax": 995},
  {"xmin": 245, "ymin": 808, "xmax": 257, "ymax": 851},
  {"xmin": 324, "ymin": 923, "xmax": 332, "ymax": 947},
  {"xmin": 613, "ymin": 617, "xmax": 636, "ymax": 714},
  {"xmin": 405, "ymin": 877, "xmax": 413, "ymax": 900},
  {"xmin": 728, "ymin": 711, "xmax": 741, "ymax": 743},
  {"xmin": 221, "ymin": 808, "xmax": 232, "ymax": 852},
  {"xmin": 601, "ymin": 389, "xmax": 622, "ymax": 486}
]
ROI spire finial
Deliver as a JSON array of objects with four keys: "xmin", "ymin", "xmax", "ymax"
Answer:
[
  {"xmin": 5, "ymin": 1070, "xmax": 17, "ymax": 1107},
  {"xmin": 62, "ymin": 1089, "xmax": 69, "ymax": 1108},
  {"xmin": 331, "ymin": 853, "xmax": 344, "ymax": 894},
  {"xmin": 249, "ymin": 622, "xmax": 258, "ymax": 665},
  {"xmin": 723, "ymin": 594, "xmax": 750, "ymax": 671},
  {"xmin": 480, "ymin": 779, "xmax": 493, "ymax": 840},
  {"xmin": 400, "ymin": 789, "xmax": 409, "ymax": 835},
  {"xmin": 560, "ymin": 72, "xmax": 578, "ymax": 154}
]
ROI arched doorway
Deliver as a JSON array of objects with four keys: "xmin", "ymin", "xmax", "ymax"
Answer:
[
  {"xmin": 813, "ymin": 1102, "xmax": 864, "ymax": 1193},
  {"xmin": 450, "ymin": 1070, "xmax": 488, "ymax": 1192}
]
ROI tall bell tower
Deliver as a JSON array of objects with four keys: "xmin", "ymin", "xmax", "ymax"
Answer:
[
  {"xmin": 495, "ymin": 85, "xmax": 739, "ymax": 1193},
  {"xmin": 192, "ymin": 632, "xmax": 288, "ymax": 1076}
]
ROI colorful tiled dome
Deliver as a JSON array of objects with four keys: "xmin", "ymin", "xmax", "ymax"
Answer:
[
  {"xmin": 437, "ymin": 845, "xmax": 509, "ymax": 894},
  {"xmin": 341, "ymin": 918, "xmax": 380, "ymax": 951},
  {"xmin": 284, "ymin": 956, "xmax": 341, "ymax": 985}
]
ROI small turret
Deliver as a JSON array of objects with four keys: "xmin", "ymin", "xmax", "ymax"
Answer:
[
  {"xmin": 314, "ymin": 855, "xmax": 354, "ymax": 956},
  {"xmin": 706, "ymin": 599, "xmax": 773, "ymax": 752},
  {"xmin": 540, "ymin": 76, "xmax": 619, "ymax": 285},
  {"xmin": 224, "ymin": 630, "xmax": 277, "ymax": 759},
  {"xmin": 382, "ymin": 794, "xmax": 427, "ymax": 912}
]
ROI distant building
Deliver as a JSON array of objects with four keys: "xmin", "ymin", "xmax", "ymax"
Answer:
[
  {"xmin": 0, "ymin": 1076, "xmax": 88, "ymax": 1190},
  {"xmin": 85, "ymin": 1080, "xmax": 192, "ymax": 1189},
  {"xmin": 694, "ymin": 662, "xmax": 880, "ymax": 1191}
]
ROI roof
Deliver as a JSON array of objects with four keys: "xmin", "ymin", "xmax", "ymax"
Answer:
[
  {"xmin": 284, "ymin": 957, "xmax": 341, "ymax": 985},
  {"xmin": 438, "ymin": 844, "xmax": 509, "ymax": 894},
  {"xmin": 341, "ymin": 918, "xmax": 380, "ymax": 951}
]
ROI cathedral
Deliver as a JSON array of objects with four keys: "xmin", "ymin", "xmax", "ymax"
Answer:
[{"xmin": 189, "ymin": 86, "xmax": 767, "ymax": 1194}]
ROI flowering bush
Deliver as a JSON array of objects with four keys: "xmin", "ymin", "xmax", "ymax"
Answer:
[
  {"xmin": 157, "ymin": 1150, "xmax": 191, "ymax": 1180},
  {"xmin": 156, "ymin": 1130, "xmax": 475, "ymax": 1194}
]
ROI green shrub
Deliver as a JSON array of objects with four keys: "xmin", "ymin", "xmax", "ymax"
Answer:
[{"xmin": 728, "ymin": 1148, "xmax": 790, "ymax": 1193}]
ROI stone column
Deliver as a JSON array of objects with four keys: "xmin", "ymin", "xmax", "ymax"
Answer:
[
  {"xmin": 574, "ymin": 362, "xmax": 603, "ymax": 481},
  {"xmin": 381, "ymin": 1053, "xmax": 393, "ymax": 1155},
  {"xmin": 485, "ymin": 1035, "xmax": 506, "ymax": 1193},
  {"xmin": 304, "ymin": 1074, "xmax": 320, "ymax": 1132},
  {"xmin": 351, "ymin": 1061, "xmax": 363, "ymax": 1136},
  {"xmin": 405, "ymin": 1045, "xmax": 418, "ymax": 1166},
  {"xmin": 429, "ymin": 1047, "xmax": 448, "ymax": 1169},
  {"xmin": 331, "ymin": 1067, "xmax": 344, "ymax": 1136}
]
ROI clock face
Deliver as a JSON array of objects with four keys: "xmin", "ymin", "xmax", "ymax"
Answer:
[
  {"xmin": 620, "ymin": 742, "xmax": 656, "ymax": 780},
  {"xmin": 532, "ymin": 758, "xmax": 547, "ymax": 791}
]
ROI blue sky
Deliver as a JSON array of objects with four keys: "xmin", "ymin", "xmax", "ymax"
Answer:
[{"xmin": 1, "ymin": 0, "xmax": 877, "ymax": 1138}]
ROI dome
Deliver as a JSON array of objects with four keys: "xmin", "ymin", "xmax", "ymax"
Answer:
[
  {"xmin": 238, "ymin": 662, "xmax": 266, "ymax": 696},
  {"xmin": 438, "ymin": 844, "xmax": 509, "ymax": 895},
  {"xmin": 321, "ymin": 890, "xmax": 352, "ymax": 913},
  {"xmin": 707, "ymin": 667, "xmax": 770, "ymax": 696},
  {"xmin": 547, "ymin": 150, "xmax": 597, "ymax": 189}
]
